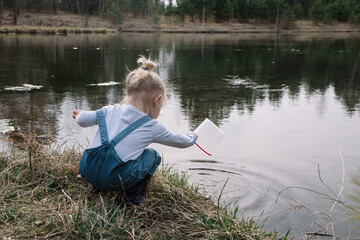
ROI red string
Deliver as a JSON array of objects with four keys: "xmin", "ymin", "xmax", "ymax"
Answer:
[{"xmin": 195, "ymin": 143, "xmax": 212, "ymax": 156}]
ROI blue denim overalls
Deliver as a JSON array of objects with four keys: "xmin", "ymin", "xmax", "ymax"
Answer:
[{"xmin": 79, "ymin": 109, "xmax": 161, "ymax": 191}]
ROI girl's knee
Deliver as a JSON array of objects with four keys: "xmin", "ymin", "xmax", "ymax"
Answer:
[
  {"xmin": 140, "ymin": 148, "xmax": 161, "ymax": 175},
  {"xmin": 143, "ymin": 148, "xmax": 161, "ymax": 164},
  {"xmin": 144, "ymin": 147, "xmax": 157, "ymax": 155}
]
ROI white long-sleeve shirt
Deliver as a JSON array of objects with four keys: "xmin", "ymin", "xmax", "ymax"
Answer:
[{"xmin": 76, "ymin": 104, "xmax": 197, "ymax": 162}]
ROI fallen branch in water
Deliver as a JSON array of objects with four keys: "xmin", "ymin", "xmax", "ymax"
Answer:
[
  {"xmin": 275, "ymin": 151, "xmax": 357, "ymax": 238},
  {"xmin": 306, "ymin": 232, "xmax": 333, "ymax": 237}
]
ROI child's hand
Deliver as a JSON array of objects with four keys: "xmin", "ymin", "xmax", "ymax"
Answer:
[
  {"xmin": 73, "ymin": 110, "xmax": 83, "ymax": 119},
  {"xmin": 187, "ymin": 131, "xmax": 198, "ymax": 138}
]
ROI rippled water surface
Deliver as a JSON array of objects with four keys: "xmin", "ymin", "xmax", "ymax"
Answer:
[{"xmin": 1, "ymin": 33, "xmax": 360, "ymax": 237}]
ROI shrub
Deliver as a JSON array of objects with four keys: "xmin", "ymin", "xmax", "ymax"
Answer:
[
  {"xmin": 349, "ymin": 10, "xmax": 360, "ymax": 24},
  {"xmin": 327, "ymin": 0, "xmax": 350, "ymax": 22},
  {"xmin": 152, "ymin": 12, "xmax": 161, "ymax": 25},
  {"xmin": 310, "ymin": 0, "xmax": 325, "ymax": 22},
  {"xmin": 324, "ymin": 12, "xmax": 333, "ymax": 24},
  {"xmin": 107, "ymin": 2, "xmax": 123, "ymax": 25},
  {"xmin": 292, "ymin": 1, "xmax": 304, "ymax": 19}
]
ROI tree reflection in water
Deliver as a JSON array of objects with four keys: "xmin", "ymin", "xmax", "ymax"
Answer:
[{"xmin": 0, "ymin": 33, "xmax": 359, "ymax": 137}]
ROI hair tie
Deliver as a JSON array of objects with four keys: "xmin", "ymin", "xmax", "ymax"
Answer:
[{"xmin": 143, "ymin": 68, "xmax": 149, "ymax": 70}]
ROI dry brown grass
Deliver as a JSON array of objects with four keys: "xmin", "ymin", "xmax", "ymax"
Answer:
[
  {"xmin": 0, "ymin": 26, "xmax": 116, "ymax": 34},
  {"xmin": 1, "ymin": 11, "xmax": 360, "ymax": 35},
  {"xmin": 1, "ymin": 11, "xmax": 116, "ymax": 29},
  {"xmin": 0, "ymin": 134, "xmax": 281, "ymax": 239}
]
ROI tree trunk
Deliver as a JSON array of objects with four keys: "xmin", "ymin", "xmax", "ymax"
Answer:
[
  {"xmin": 52, "ymin": 0, "xmax": 57, "ymax": 13},
  {"xmin": 273, "ymin": 33, "xmax": 277, "ymax": 63},
  {"xmin": 84, "ymin": 15, "xmax": 89, "ymax": 27},
  {"xmin": 99, "ymin": 0, "xmax": 104, "ymax": 18},
  {"xmin": 69, "ymin": 0, "xmax": 78, "ymax": 13},
  {"xmin": 142, "ymin": 2, "xmax": 146, "ymax": 19},
  {"xmin": 83, "ymin": 1, "xmax": 89, "ymax": 27},
  {"xmin": 275, "ymin": 0, "xmax": 280, "ymax": 32},
  {"xmin": 148, "ymin": 0, "xmax": 152, "ymax": 23},
  {"xmin": 13, "ymin": 0, "xmax": 17, "ymax": 25},
  {"xmin": 68, "ymin": 1, "xmax": 72, "ymax": 12},
  {"xmin": 202, "ymin": 0, "xmax": 205, "ymax": 31},
  {"xmin": 76, "ymin": 0, "xmax": 81, "ymax": 14},
  {"xmin": 0, "ymin": 0, "xmax": 3, "ymax": 25}
]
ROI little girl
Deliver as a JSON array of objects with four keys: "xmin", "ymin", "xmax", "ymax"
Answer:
[{"xmin": 73, "ymin": 56, "xmax": 197, "ymax": 205}]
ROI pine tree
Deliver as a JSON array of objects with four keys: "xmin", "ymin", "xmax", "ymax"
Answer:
[{"xmin": 222, "ymin": 0, "xmax": 234, "ymax": 22}]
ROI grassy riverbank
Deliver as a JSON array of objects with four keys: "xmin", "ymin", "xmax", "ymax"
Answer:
[
  {"xmin": 0, "ymin": 26, "xmax": 116, "ymax": 34},
  {"xmin": 0, "ymin": 11, "xmax": 360, "ymax": 34},
  {"xmin": 0, "ymin": 139, "xmax": 284, "ymax": 239}
]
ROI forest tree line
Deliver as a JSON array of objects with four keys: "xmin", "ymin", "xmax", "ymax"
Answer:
[{"xmin": 0, "ymin": 0, "xmax": 359, "ymax": 26}]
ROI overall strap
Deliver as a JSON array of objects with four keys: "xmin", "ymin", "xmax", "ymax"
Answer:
[
  {"xmin": 111, "ymin": 115, "xmax": 151, "ymax": 146},
  {"xmin": 96, "ymin": 109, "xmax": 109, "ymax": 145}
]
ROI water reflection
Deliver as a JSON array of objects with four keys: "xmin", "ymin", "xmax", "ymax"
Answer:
[
  {"xmin": 0, "ymin": 34, "xmax": 359, "ymax": 134},
  {"xmin": 0, "ymin": 33, "xmax": 360, "ymax": 237},
  {"xmin": 164, "ymin": 35, "xmax": 359, "ymax": 128}
]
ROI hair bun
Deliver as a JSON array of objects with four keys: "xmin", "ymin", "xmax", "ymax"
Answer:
[{"xmin": 137, "ymin": 55, "xmax": 157, "ymax": 71}]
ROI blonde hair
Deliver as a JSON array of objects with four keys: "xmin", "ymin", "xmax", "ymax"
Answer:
[{"xmin": 123, "ymin": 56, "xmax": 166, "ymax": 116}]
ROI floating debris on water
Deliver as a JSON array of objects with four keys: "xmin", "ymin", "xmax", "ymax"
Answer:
[
  {"xmin": 188, "ymin": 167, "xmax": 242, "ymax": 176},
  {"xmin": 87, "ymin": 81, "xmax": 120, "ymax": 86},
  {"xmin": 224, "ymin": 76, "xmax": 269, "ymax": 90},
  {"xmin": 188, "ymin": 159, "xmax": 222, "ymax": 164},
  {"xmin": 267, "ymin": 89, "xmax": 285, "ymax": 92},
  {"xmin": 4, "ymin": 84, "xmax": 43, "ymax": 92},
  {"xmin": 0, "ymin": 119, "xmax": 15, "ymax": 134}
]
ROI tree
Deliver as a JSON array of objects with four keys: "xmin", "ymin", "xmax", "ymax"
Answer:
[
  {"xmin": 129, "ymin": 0, "xmax": 147, "ymax": 18},
  {"xmin": 310, "ymin": 0, "xmax": 325, "ymax": 22},
  {"xmin": 99, "ymin": 0, "xmax": 104, "ymax": 18},
  {"xmin": 222, "ymin": 0, "xmax": 234, "ymax": 22},
  {"xmin": 176, "ymin": 0, "xmax": 194, "ymax": 21},
  {"xmin": 107, "ymin": 1, "xmax": 123, "ymax": 25},
  {"xmin": 0, "ymin": 0, "xmax": 3, "ymax": 25},
  {"xmin": 52, "ymin": 0, "xmax": 57, "ymax": 13},
  {"xmin": 275, "ymin": 0, "xmax": 280, "ymax": 31},
  {"xmin": 202, "ymin": 0, "xmax": 205, "ymax": 30},
  {"xmin": 297, "ymin": 0, "xmax": 313, "ymax": 17},
  {"xmin": 253, "ymin": 0, "xmax": 270, "ymax": 20},
  {"xmin": 233, "ymin": 0, "xmax": 248, "ymax": 22},
  {"xmin": 327, "ymin": 0, "xmax": 350, "ymax": 22},
  {"xmin": 148, "ymin": 0, "xmax": 152, "ymax": 23},
  {"xmin": 165, "ymin": 0, "xmax": 175, "ymax": 15},
  {"xmin": 12, "ymin": 0, "xmax": 21, "ymax": 25},
  {"xmin": 349, "ymin": 3, "xmax": 360, "ymax": 23},
  {"xmin": 291, "ymin": 1, "xmax": 304, "ymax": 19}
]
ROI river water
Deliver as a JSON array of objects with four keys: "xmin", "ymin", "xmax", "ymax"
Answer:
[{"xmin": 0, "ymin": 33, "xmax": 359, "ymax": 238}]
